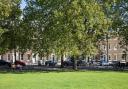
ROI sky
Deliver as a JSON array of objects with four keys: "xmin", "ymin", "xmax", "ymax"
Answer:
[{"xmin": 20, "ymin": 0, "xmax": 26, "ymax": 10}]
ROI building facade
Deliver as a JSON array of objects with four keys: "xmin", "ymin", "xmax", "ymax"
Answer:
[
  {"xmin": 0, "ymin": 37, "xmax": 128, "ymax": 64},
  {"xmin": 0, "ymin": 50, "xmax": 67, "ymax": 65},
  {"xmin": 99, "ymin": 37, "xmax": 127, "ymax": 62}
]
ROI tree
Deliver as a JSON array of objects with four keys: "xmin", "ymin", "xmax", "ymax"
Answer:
[
  {"xmin": 23, "ymin": 0, "xmax": 111, "ymax": 69},
  {"xmin": 102, "ymin": 0, "xmax": 128, "ymax": 44},
  {"xmin": 103, "ymin": 0, "xmax": 128, "ymax": 61},
  {"xmin": 48, "ymin": 0, "xmax": 111, "ymax": 69},
  {"xmin": 0, "ymin": 0, "xmax": 22, "ymax": 61}
]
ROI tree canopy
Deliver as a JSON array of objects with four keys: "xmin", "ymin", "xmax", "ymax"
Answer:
[
  {"xmin": 23, "ymin": 0, "xmax": 112, "ymax": 57},
  {"xmin": 0, "ymin": 0, "xmax": 128, "ymax": 68}
]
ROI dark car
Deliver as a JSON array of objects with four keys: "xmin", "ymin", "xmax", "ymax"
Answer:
[
  {"xmin": 63, "ymin": 60, "xmax": 73, "ymax": 66},
  {"xmin": 45, "ymin": 60, "xmax": 57, "ymax": 66},
  {"xmin": 126, "ymin": 62, "xmax": 128, "ymax": 67},
  {"xmin": 63, "ymin": 56, "xmax": 74, "ymax": 66},
  {"xmin": 15, "ymin": 60, "xmax": 26, "ymax": 66},
  {"xmin": 63, "ymin": 59, "xmax": 85, "ymax": 66},
  {"xmin": 0, "ymin": 60, "xmax": 11, "ymax": 67}
]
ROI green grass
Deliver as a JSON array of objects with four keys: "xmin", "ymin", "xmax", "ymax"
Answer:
[{"xmin": 0, "ymin": 71, "xmax": 128, "ymax": 89}]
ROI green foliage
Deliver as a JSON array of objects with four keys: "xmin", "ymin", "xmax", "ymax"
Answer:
[
  {"xmin": 0, "ymin": 0, "xmax": 22, "ymax": 54},
  {"xmin": 0, "ymin": 0, "xmax": 114, "ymax": 59},
  {"xmin": 0, "ymin": 0, "xmax": 12, "ymax": 18},
  {"xmin": 23, "ymin": 0, "xmax": 111, "ymax": 57},
  {"xmin": 107, "ymin": 0, "xmax": 128, "ymax": 46}
]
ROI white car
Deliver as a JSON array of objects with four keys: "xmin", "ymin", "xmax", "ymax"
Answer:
[{"xmin": 102, "ymin": 62, "xmax": 109, "ymax": 66}]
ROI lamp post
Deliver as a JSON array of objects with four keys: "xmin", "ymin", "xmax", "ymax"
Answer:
[{"xmin": 106, "ymin": 33, "xmax": 109, "ymax": 62}]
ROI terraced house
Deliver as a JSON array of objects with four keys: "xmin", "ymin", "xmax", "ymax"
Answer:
[
  {"xmin": 99, "ymin": 37, "xmax": 128, "ymax": 62},
  {"xmin": 0, "ymin": 37, "xmax": 128, "ymax": 64}
]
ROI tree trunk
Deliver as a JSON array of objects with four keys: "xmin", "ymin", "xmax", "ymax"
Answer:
[
  {"xmin": 38, "ymin": 53, "xmax": 42, "ymax": 66},
  {"xmin": 73, "ymin": 56, "xmax": 78, "ymax": 70},
  {"xmin": 82, "ymin": 54, "xmax": 85, "ymax": 60},
  {"xmin": 1, "ymin": 54, "xmax": 3, "ymax": 60},
  {"xmin": 39, "ymin": 53, "xmax": 43, "ymax": 60},
  {"xmin": 14, "ymin": 49, "xmax": 16, "ymax": 63},
  {"xmin": 42, "ymin": 54, "xmax": 45, "ymax": 65},
  {"xmin": 40, "ymin": 53, "xmax": 43, "ymax": 60},
  {"xmin": 19, "ymin": 52, "xmax": 21, "ymax": 60},
  {"xmin": 46, "ymin": 52, "xmax": 49, "ymax": 60},
  {"xmin": 61, "ymin": 51, "xmax": 64, "ymax": 68},
  {"xmin": 21, "ymin": 53, "xmax": 24, "ymax": 60}
]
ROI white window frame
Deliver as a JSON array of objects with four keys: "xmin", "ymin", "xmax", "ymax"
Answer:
[{"xmin": 114, "ymin": 44, "xmax": 118, "ymax": 50}]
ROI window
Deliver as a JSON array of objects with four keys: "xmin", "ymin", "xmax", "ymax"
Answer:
[
  {"xmin": 100, "ymin": 55, "xmax": 106, "ymax": 61},
  {"xmin": 104, "ymin": 45, "xmax": 106, "ymax": 50},
  {"xmin": 109, "ymin": 55, "xmax": 111, "ymax": 60},
  {"xmin": 122, "ymin": 54, "xmax": 126, "ymax": 60},
  {"xmin": 100, "ymin": 55, "xmax": 103, "ymax": 60},
  {"xmin": 114, "ymin": 54, "xmax": 117, "ymax": 60},
  {"xmin": 114, "ymin": 44, "xmax": 118, "ymax": 50},
  {"xmin": 100, "ymin": 45, "xmax": 106, "ymax": 50},
  {"xmin": 109, "ymin": 44, "xmax": 111, "ymax": 50},
  {"xmin": 103, "ymin": 55, "xmax": 106, "ymax": 61}
]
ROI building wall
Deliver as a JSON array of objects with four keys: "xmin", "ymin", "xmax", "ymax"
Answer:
[
  {"xmin": 0, "ymin": 51, "xmax": 61, "ymax": 64},
  {"xmin": 99, "ymin": 37, "xmax": 127, "ymax": 62},
  {"xmin": 0, "ymin": 37, "xmax": 127, "ymax": 63}
]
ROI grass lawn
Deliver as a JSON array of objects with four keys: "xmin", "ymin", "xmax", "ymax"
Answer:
[{"xmin": 0, "ymin": 71, "xmax": 128, "ymax": 89}]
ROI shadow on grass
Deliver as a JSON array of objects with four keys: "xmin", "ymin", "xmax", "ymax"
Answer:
[
  {"xmin": 0, "ymin": 68, "xmax": 128, "ymax": 74},
  {"xmin": 0, "ymin": 70, "xmax": 50, "ymax": 74},
  {"xmin": 0, "ymin": 67, "xmax": 79, "ymax": 74}
]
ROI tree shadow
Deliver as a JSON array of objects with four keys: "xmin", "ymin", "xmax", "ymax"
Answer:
[
  {"xmin": 0, "ymin": 68, "xmax": 128, "ymax": 74},
  {"xmin": 0, "ymin": 68, "xmax": 76, "ymax": 74}
]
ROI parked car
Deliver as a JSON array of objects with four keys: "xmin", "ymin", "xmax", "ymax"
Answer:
[
  {"xmin": 120, "ymin": 60, "xmax": 126, "ymax": 64},
  {"xmin": 108, "ymin": 60, "xmax": 113, "ymax": 66},
  {"xmin": 63, "ymin": 60, "xmax": 73, "ymax": 66},
  {"xmin": 101, "ymin": 61, "xmax": 109, "ymax": 66},
  {"xmin": 0, "ymin": 60, "xmax": 11, "ymax": 67},
  {"xmin": 45, "ymin": 60, "xmax": 57, "ymax": 66},
  {"xmin": 99, "ymin": 60, "xmax": 110, "ymax": 66},
  {"xmin": 126, "ymin": 62, "xmax": 128, "ymax": 67},
  {"xmin": 15, "ymin": 60, "xmax": 26, "ymax": 66},
  {"xmin": 63, "ymin": 59, "xmax": 85, "ymax": 66},
  {"xmin": 92, "ymin": 61, "xmax": 100, "ymax": 66},
  {"xmin": 109, "ymin": 60, "xmax": 126, "ymax": 69}
]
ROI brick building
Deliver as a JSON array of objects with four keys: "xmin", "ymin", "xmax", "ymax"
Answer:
[
  {"xmin": 0, "ymin": 37, "xmax": 128, "ymax": 64},
  {"xmin": 99, "ymin": 37, "xmax": 127, "ymax": 62}
]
